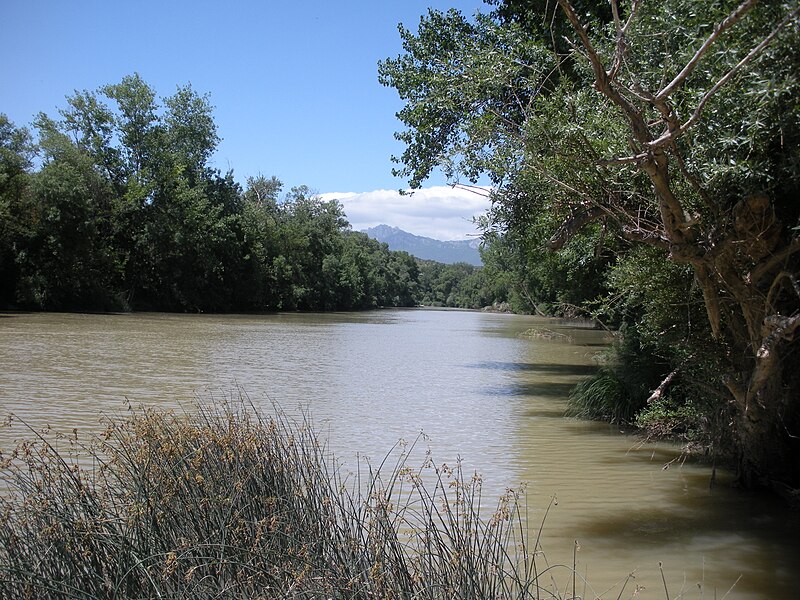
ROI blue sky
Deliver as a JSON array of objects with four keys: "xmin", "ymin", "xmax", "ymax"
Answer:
[{"xmin": 2, "ymin": 1, "xmax": 491, "ymax": 239}]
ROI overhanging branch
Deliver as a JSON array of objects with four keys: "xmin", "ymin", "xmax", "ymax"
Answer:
[
  {"xmin": 547, "ymin": 205, "xmax": 605, "ymax": 250},
  {"xmin": 655, "ymin": 0, "xmax": 758, "ymax": 101}
]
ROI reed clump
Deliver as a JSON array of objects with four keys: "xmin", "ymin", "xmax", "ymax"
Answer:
[
  {"xmin": 518, "ymin": 328, "xmax": 574, "ymax": 343},
  {"xmin": 0, "ymin": 401, "xmax": 580, "ymax": 599}
]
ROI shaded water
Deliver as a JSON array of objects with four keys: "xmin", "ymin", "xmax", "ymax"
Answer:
[{"xmin": 0, "ymin": 310, "xmax": 796, "ymax": 597}]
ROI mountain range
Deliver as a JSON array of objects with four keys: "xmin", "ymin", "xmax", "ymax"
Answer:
[{"xmin": 362, "ymin": 225, "xmax": 482, "ymax": 266}]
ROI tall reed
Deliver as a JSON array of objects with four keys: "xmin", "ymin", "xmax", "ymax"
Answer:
[{"xmin": 1, "ymin": 399, "xmax": 586, "ymax": 599}]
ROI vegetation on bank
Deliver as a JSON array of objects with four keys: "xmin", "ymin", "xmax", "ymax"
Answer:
[
  {"xmin": 0, "ymin": 89, "xmax": 426, "ymax": 313},
  {"xmin": 380, "ymin": 0, "xmax": 800, "ymax": 491},
  {"xmin": 1, "ymin": 402, "xmax": 600, "ymax": 599},
  {"xmin": 0, "ymin": 80, "xmax": 508, "ymax": 313},
  {"xmin": 416, "ymin": 259, "xmax": 505, "ymax": 309}
]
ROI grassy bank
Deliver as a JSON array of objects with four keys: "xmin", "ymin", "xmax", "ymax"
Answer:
[{"xmin": 0, "ymin": 400, "xmax": 597, "ymax": 599}]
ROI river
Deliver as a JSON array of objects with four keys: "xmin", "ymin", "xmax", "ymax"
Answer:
[{"xmin": 0, "ymin": 309, "xmax": 796, "ymax": 598}]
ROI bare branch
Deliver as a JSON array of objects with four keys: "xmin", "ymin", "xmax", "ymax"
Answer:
[
  {"xmin": 556, "ymin": 1, "xmax": 652, "ymax": 144},
  {"xmin": 620, "ymin": 226, "xmax": 670, "ymax": 248},
  {"xmin": 609, "ymin": 0, "xmax": 625, "ymax": 80},
  {"xmin": 757, "ymin": 315, "xmax": 800, "ymax": 360},
  {"xmin": 751, "ymin": 237, "xmax": 800, "ymax": 284},
  {"xmin": 608, "ymin": 0, "xmax": 641, "ymax": 81},
  {"xmin": 656, "ymin": 0, "xmax": 758, "ymax": 101},
  {"xmin": 597, "ymin": 152, "xmax": 648, "ymax": 167},
  {"xmin": 521, "ymin": 159, "xmax": 594, "ymax": 203},
  {"xmin": 646, "ymin": 369, "xmax": 679, "ymax": 405},
  {"xmin": 765, "ymin": 271, "xmax": 800, "ymax": 313},
  {"xmin": 556, "ymin": 0, "xmax": 604, "ymax": 72},
  {"xmin": 622, "ymin": 0, "xmax": 641, "ymax": 34},
  {"xmin": 452, "ymin": 183, "xmax": 492, "ymax": 198}
]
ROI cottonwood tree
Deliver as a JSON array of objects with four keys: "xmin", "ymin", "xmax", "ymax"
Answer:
[{"xmin": 380, "ymin": 0, "xmax": 800, "ymax": 489}]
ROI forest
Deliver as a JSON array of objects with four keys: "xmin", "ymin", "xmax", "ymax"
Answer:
[{"xmin": 0, "ymin": 76, "xmax": 497, "ymax": 314}]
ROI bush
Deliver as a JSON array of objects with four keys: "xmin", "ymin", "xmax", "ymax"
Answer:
[{"xmin": 567, "ymin": 370, "xmax": 633, "ymax": 423}]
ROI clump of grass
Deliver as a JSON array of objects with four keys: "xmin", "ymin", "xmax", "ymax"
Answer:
[
  {"xmin": 0, "ymin": 399, "xmax": 586, "ymax": 599},
  {"xmin": 567, "ymin": 325, "xmax": 670, "ymax": 425},
  {"xmin": 519, "ymin": 328, "xmax": 574, "ymax": 343},
  {"xmin": 566, "ymin": 371, "xmax": 634, "ymax": 424}
]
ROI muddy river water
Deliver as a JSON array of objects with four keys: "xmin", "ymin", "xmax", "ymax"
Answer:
[{"xmin": 1, "ymin": 309, "xmax": 796, "ymax": 598}]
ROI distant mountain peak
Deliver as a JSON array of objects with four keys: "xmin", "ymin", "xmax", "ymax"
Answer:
[
  {"xmin": 363, "ymin": 225, "xmax": 482, "ymax": 266},
  {"xmin": 368, "ymin": 224, "xmax": 402, "ymax": 235}
]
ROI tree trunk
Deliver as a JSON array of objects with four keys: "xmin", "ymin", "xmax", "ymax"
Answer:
[{"xmin": 726, "ymin": 341, "xmax": 799, "ymax": 489}]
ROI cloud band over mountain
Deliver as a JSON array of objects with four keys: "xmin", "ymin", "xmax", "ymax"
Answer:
[{"xmin": 319, "ymin": 186, "xmax": 491, "ymax": 241}]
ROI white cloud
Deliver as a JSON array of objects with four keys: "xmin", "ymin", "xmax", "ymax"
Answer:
[{"xmin": 319, "ymin": 186, "xmax": 492, "ymax": 241}]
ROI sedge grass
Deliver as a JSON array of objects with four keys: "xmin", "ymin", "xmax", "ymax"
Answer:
[{"xmin": 1, "ymin": 399, "xmax": 608, "ymax": 599}]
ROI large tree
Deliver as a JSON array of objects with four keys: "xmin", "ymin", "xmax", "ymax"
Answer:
[{"xmin": 380, "ymin": 0, "xmax": 800, "ymax": 490}]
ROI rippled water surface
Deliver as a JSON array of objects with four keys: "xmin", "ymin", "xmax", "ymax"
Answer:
[{"xmin": 1, "ymin": 310, "xmax": 796, "ymax": 598}]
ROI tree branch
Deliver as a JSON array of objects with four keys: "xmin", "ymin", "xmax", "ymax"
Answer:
[
  {"xmin": 556, "ymin": 0, "xmax": 651, "ymax": 145},
  {"xmin": 547, "ymin": 205, "xmax": 605, "ymax": 250},
  {"xmin": 646, "ymin": 369, "xmax": 679, "ymax": 405},
  {"xmin": 608, "ymin": 0, "xmax": 641, "ymax": 81},
  {"xmin": 557, "ymin": 0, "xmax": 691, "ymax": 243},
  {"xmin": 620, "ymin": 226, "xmax": 670, "ymax": 249},
  {"xmin": 597, "ymin": 152, "xmax": 648, "ymax": 167},
  {"xmin": 650, "ymin": 4, "xmax": 800, "ymax": 149},
  {"xmin": 656, "ymin": 0, "xmax": 758, "ymax": 100},
  {"xmin": 756, "ymin": 314, "xmax": 800, "ymax": 362},
  {"xmin": 765, "ymin": 271, "xmax": 800, "ymax": 314},
  {"xmin": 751, "ymin": 237, "xmax": 800, "ymax": 285},
  {"xmin": 521, "ymin": 159, "xmax": 594, "ymax": 203}
]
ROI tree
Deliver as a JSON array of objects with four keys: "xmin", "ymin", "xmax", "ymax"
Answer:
[
  {"xmin": 380, "ymin": 0, "xmax": 800, "ymax": 489},
  {"xmin": 0, "ymin": 115, "xmax": 34, "ymax": 306},
  {"xmin": 163, "ymin": 83, "xmax": 220, "ymax": 179},
  {"xmin": 15, "ymin": 115, "xmax": 124, "ymax": 309},
  {"xmin": 3, "ymin": 75, "xmax": 430, "ymax": 315}
]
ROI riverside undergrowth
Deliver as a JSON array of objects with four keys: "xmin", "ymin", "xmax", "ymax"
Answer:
[{"xmin": 0, "ymin": 398, "xmax": 614, "ymax": 599}]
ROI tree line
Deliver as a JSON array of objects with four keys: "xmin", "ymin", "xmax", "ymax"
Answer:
[
  {"xmin": 0, "ymin": 75, "xmax": 500, "ymax": 314},
  {"xmin": 380, "ymin": 0, "xmax": 800, "ymax": 491}
]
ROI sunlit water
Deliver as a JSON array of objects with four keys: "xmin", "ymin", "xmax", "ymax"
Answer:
[{"xmin": 0, "ymin": 310, "xmax": 796, "ymax": 598}]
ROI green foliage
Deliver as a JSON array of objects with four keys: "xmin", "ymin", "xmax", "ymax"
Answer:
[
  {"xmin": 635, "ymin": 393, "xmax": 707, "ymax": 442},
  {"xmin": 0, "ymin": 115, "xmax": 34, "ymax": 307},
  {"xmin": 382, "ymin": 0, "xmax": 800, "ymax": 485},
  {"xmin": 13, "ymin": 118, "xmax": 125, "ymax": 310},
  {"xmin": 481, "ymin": 217, "xmax": 615, "ymax": 316},
  {"xmin": 568, "ymin": 325, "xmax": 668, "ymax": 424},
  {"xmin": 416, "ymin": 260, "xmax": 505, "ymax": 309},
  {"xmin": 1, "ymin": 76, "xmax": 428, "ymax": 313},
  {"xmin": 379, "ymin": 8, "xmax": 555, "ymax": 189},
  {"xmin": 604, "ymin": 246, "xmax": 696, "ymax": 333},
  {"xmin": 568, "ymin": 372, "xmax": 630, "ymax": 423}
]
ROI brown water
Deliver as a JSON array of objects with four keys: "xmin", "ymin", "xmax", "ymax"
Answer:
[{"xmin": 0, "ymin": 310, "xmax": 796, "ymax": 598}]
